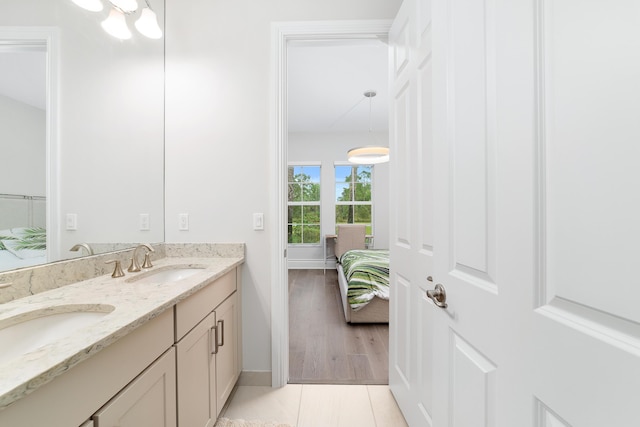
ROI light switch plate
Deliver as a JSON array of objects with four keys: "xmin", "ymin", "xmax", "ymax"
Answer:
[
  {"xmin": 139, "ymin": 214, "xmax": 150, "ymax": 231},
  {"xmin": 253, "ymin": 213, "xmax": 264, "ymax": 230},
  {"xmin": 178, "ymin": 213, "xmax": 189, "ymax": 231},
  {"xmin": 66, "ymin": 213, "xmax": 77, "ymax": 230}
]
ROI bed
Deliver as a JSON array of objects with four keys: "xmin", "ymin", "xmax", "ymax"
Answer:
[
  {"xmin": 0, "ymin": 227, "xmax": 47, "ymax": 271},
  {"xmin": 334, "ymin": 224, "xmax": 389, "ymax": 323}
]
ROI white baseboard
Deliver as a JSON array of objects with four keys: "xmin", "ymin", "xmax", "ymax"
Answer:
[{"xmin": 287, "ymin": 259, "xmax": 336, "ymax": 270}]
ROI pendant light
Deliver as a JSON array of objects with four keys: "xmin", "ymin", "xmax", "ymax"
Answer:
[{"xmin": 347, "ymin": 90, "xmax": 390, "ymax": 164}]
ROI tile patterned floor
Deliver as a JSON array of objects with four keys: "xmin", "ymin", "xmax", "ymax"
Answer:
[{"xmin": 221, "ymin": 384, "xmax": 408, "ymax": 427}]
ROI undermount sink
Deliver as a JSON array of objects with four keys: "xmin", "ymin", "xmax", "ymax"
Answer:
[
  {"xmin": 0, "ymin": 304, "xmax": 115, "ymax": 366},
  {"xmin": 126, "ymin": 265, "xmax": 207, "ymax": 284}
]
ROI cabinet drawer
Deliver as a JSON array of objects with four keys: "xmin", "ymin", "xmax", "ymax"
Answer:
[{"xmin": 175, "ymin": 269, "xmax": 236, "ymax": 341}]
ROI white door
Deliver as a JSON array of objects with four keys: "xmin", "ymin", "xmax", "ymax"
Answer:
[
  {"xmin": 526, "ymin": 0, "xmax": 640, "ymax": 425},
  {"xmin": 389, "ymin": 0, "xmax": 437, "ymax": 425},
  {"xmin": 390, "ymin": 0, "xmax": 640, "ymax": 425}
]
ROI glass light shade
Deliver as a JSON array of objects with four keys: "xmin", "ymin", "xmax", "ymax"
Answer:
[
  {"xmin": 108, "ymin": 0, "xmax": 138, "ymax": 13},
  {"xmin": 71, "ymin": 0, "xmax": 104, "ymax": 12},
  {"xmin": 101, "ymin": 8, "xmax": 132, "ymax": 40},
  {"xmin": 135, "ymin": 8, "xmax": 163, "ymax": 39},
  {"xmin": 347, "ymin": 146, "xmax": 390, "ymax": 164}
]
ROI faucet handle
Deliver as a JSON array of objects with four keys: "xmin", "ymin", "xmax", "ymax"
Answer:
[
  {"xmin": 127, "ymin": 257, "xmax": 141, "ymax": 273},
  {"xmin": 142, "ymin": 252, "xmax": 153, "ymax": 269},
  {"xmin": 106, "ymin": 260, "xmax": 125, "ymax": 278}
]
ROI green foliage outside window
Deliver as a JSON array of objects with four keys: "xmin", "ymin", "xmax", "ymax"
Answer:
[
  {"xmin": 335, "ymin": 165, "xmax": 372, "ymax": 234},
  {"xmin": 288, "ymin": 165, "xmax": 321, "ymax": 244}
]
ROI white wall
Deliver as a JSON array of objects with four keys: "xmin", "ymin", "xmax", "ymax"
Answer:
[
  {"xmin": 165, "ymin": 0, "xmax": 402, "ymax": 373},
  {"xmin": 0, "ymin": 94, "xmax": 45, "ymax": 196},
  {"xmin": 287, "ymin": 131, "xmax": 390, "ymax": 269}
]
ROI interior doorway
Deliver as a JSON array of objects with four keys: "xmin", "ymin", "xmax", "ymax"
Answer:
[{"xmin": 269, "ymin": 20, "xmax": 393, "ymax": 387}]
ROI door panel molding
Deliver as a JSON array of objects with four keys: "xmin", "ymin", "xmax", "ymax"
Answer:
[
  {"xmin": 535, "ymin": 0, "xmax": 640, "ymax": 324},
  {"xmin": 417, "ymin": 48, "xmax": 435, "ymax": 256},
  {"xmin": 450, "ymin": 333, "xmax": 497, "ymax": 427},
  {"xmin": 535, "ymin": 399, "xmax": 571, "ymax": 427},
  {"xmin": 392, "ymin": 79, "xmax": 413, "ymax": 248},
  {"xmin": 448, "ymin": 0, "xmax": 497, "ymax": 284},
  {"xmin": 391, "ymin": 272, "xmax": 413, "ymax": 387}
]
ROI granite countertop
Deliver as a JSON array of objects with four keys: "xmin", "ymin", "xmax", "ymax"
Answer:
[{"xmin": 0, "ymin": 255, "xmax": 244, "ymax": 411}]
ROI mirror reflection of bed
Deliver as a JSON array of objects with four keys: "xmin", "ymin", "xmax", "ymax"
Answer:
[
  {"xmin": 0, "ymin": 195, "xmax": 47, "ymax": 270},
  {"xmin": 288, "ymin": 225, "xmax": 390, "ymax": 385}
]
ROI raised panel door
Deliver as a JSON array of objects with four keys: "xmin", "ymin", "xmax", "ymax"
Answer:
[
  {"xmin": 92, "ymin": 348, "xmax": 176, "ymax": 427},
  {"xmin": 214, "ymin": 292, "xmax": 239, "ymax": 416},
  {"xmin": 176, "ymin": 311, "xmax": 217, "ymax": 427}
]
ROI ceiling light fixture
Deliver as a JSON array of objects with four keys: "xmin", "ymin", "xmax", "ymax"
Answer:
[
  {"xmin": 73, "ymin": 0, "xmax": 162, "ymax": 40},
  {"xmin": 109, "ymin": 0, "xmax": 138, "ymax": 13},
  {"xmin": 71, "ymin": 0, "xmax": 104, "ymax": 12},
  {"xmin": 347, "ymin": 90, "xmax": 390, "ymax": 165},
  {"xmin": 134, "ymin": 6, "xmax": 162, "ymax": 39},
  {"xmin": 101, "ymin": 7, "xmax": 132, "ymax": 40}
]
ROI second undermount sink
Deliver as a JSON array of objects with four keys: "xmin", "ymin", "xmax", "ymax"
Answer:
[
  {"xmin": 0, "ymin": 304, "xmax": 115, "ymax": 366},
  {"xmin": 126, "ymin": 265, "xmax": 207, "ymax": 284}
]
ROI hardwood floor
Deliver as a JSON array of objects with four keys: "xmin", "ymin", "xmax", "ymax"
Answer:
[{"xmin": 288, "ymin": 269, "xmax": 389, "ymax": 385}]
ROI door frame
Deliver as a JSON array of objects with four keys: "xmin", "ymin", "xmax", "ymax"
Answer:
[
  {"xmin": 0, "ymin": 27, "xmax": 59, "ymax": 262},
  {"xmin": 269, "ymin": 20, "xmax": 393, "ymax": 387}
]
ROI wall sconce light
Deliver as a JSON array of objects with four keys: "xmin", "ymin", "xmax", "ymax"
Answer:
[
  {"xmin": 347, "ymin": 90, "xmax": 390, "ymax": 164},
  {"xmin": 72, "ymin": 0, "xmax": 162, "ymax": 40}
]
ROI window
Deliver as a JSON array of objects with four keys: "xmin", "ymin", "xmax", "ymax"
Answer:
[
  {"xmin": 287, "ymin": 165, "xmax": 321, "ymax": 244},
  {"xmin": 335, "ymin": 165, "xmax": 372, "ymax": 234}
]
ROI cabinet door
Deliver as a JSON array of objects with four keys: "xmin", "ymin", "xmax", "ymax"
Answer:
[
  {"xmin": 176, "ymin": 311, "xmax": 217, "ymax": 427},
  {"xmin": 93, "ymin": 347, "xmax": 176, "ymax": 427},
  {"xmin": 214, "ymin": 292, "xmax": 239, "ymax": 415}
]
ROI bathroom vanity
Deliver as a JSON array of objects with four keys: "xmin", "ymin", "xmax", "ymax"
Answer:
[{"xmin": 0, "ymin": 244, "xmax": 244, "ymax": 427}]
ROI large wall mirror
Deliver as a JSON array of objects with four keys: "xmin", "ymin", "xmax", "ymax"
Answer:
[{"xmin": 0, "ymin": 0, "xmax": 165, "ymax": 273}]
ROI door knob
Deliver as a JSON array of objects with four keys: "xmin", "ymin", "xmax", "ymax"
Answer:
[{"xmin": 426, "ymin": 283, "xmax": 448, "ymax": 309}]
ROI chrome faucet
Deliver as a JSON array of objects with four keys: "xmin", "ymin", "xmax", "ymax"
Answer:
[
  {"xmin": 69, "ymin": 243, "xmax": 94, "ymax": 256},
  {"xmin": 128, "ymin": 243, "xmax": 154, "ymax": 272}
]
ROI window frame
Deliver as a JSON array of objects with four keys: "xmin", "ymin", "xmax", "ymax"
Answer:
[
  {"xmin": 287, "ymin": 162, "xmax": 322, "ymax": 246},
  {"xmin": 333, "ymin": 162, "xmax": 374, "ymax": 236}
]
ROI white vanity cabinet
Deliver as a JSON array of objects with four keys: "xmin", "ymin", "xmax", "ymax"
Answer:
[
  {"xmin": 0, "ymin": 265, "xmax": 242, "ymax": 427},
  {"xmin": 92, "ymin": 347, "xmax": 176, "ymax": 427},
  {"xmin": 175, "ymin": 269, "xmax": 240, "ymax": 426},
  {"xmin": 0, "ymin": 308, "xmax": 174, "ymax": 427}
]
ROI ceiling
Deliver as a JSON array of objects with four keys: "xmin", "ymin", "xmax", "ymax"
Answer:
[
  {"xmin": 0, "ymin": 47, "xmax": 46, "ymax": 110},
  {"xmin": 0, "ymin": 39, "xmax": 390, "ymax": 129},
  {"xmin": 287, "ymin": 39, "xmax": 389, "ymax": 133}
]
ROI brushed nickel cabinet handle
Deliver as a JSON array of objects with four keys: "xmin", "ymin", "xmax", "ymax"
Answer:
[
  {"xmin": 217, "ymin": 320, "xmax": 225, "ymax": 347},
  {"xmin": 426, "ymin": 283, "xmax": 448, "ymax": 309},
  {"xmin": 211, "ymin": 326, "xmax": 219, "ymax": 355}
]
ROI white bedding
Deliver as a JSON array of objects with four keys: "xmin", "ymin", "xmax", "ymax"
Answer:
[
  {"xmin": 0, "ymin": 250, "xmax": 46, "ymax": 270},
  {"xmin": 0, "ymin": 226, "xmax": 47, "ymax": 270}
]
